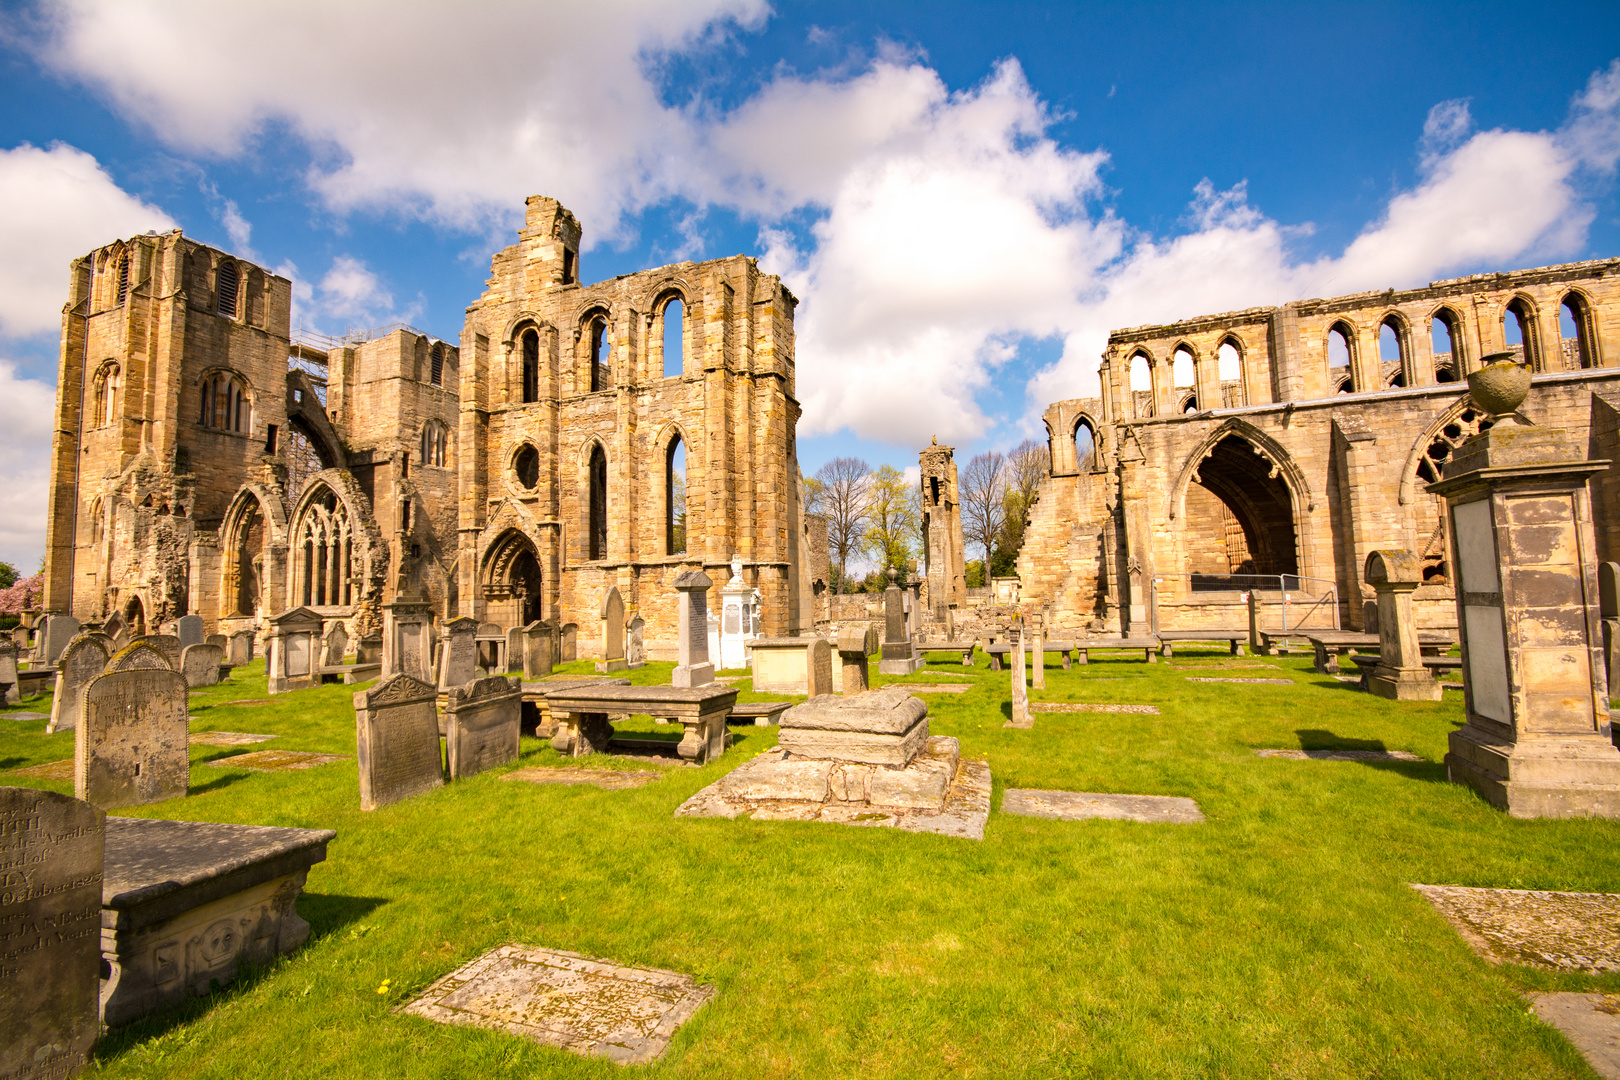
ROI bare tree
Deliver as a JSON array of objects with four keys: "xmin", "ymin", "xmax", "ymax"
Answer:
[
  {"xmin": 999, "ymin": 438, "xmax": 1051, "ymax": 561},
  {"xmin": 813, "ymin": 456, "xmax": 872, "ymax": 593},
  {"xmin": 959, "ymin": 450, "xmax": 1006, "ymax": 568}
]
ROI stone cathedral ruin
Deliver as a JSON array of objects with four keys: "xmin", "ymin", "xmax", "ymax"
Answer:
[{"xmin": 41, "ymin": 196, "xmax": 814, "ymax": 653}]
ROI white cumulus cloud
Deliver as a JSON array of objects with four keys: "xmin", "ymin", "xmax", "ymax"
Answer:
[{"xmin": 0, "ymin": 359, "xmax": 60, "ymax": 570}]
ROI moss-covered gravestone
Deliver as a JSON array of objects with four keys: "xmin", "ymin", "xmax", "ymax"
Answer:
[{"xmin": 75, "ymin": 664, "xmax": 190, "ymax": 809}]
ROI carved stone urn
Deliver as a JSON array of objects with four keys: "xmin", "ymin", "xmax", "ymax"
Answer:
[{"xmin": 1466, "ymin": 351, "xmax": 1533, "ymax": 419}]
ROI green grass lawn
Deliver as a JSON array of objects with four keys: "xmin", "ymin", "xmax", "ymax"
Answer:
[{"xmin": 3, "ymin": 649, "xmax": 1616, "ymax": 1078}]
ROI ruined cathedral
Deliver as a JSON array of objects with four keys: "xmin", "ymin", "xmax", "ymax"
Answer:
[{"xmin": 42, "ymin": 196, "xmax": 814, "ymax": 652}]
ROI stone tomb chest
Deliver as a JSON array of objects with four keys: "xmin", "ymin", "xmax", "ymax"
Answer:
[
  {"xmin": 778, "ymin": 684, "xmax": 928, "ymax": 766},
  {"xmin": 748, "ymin": 638, "xmax": 834, "ymax": 697},
  {"xmin": 99, "ymin": 817, "xmax": 335, "ymax": 1027},
  {"xmin": 267, "ymin": 607, "xmax": 324, "ymax": 695}
]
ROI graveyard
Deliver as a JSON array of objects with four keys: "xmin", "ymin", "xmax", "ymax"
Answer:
[{"xmin": 4, "ymin": 638, "xmax": 1619, "ymax": 1078}]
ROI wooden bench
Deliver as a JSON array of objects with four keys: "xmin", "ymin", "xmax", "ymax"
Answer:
[
  {"xmin": 1155, "ymin": 631, "xmax": 1247, "ymax": 658},
  {"xmin": 545, "ymin": 683, "xmax": 738, "ymax": 764}
]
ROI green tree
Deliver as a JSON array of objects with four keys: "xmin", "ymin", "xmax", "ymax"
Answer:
[
  {"xmin": 862, "ymin": 464, "xmax": 919, "ymax": 575},
  {"xmin": 964, "ymin": 559, "xmax": 986, "ymax": 588},
  {"xmin": 0, "ymin": 562, "xmax": 16, "ymax": 590}
]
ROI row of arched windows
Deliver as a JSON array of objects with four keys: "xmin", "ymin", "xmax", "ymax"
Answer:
[
  {"xmin": 507, "ymin": 432, "xmax": 688, "ymax": 561},
  {"xmin": 199, "ymin": 372, "xmax": 251, "ymax": 433},
  {"xmin": 420, "ymin": 420, "xmax": 449, "ymax": 467},
  {"xmin": 513, "ymin": 293, "xmax": 687, "ymax": 405}
]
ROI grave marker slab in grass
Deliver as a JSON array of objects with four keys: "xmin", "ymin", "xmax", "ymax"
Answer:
[
  {"xmin": 208, "ymin": 750, "xmax": 350, "ymax": 771},
  {"xmin": 6, "ymin": 711, "xmax": 48, "ymax": 721},
  {"xmin": 1184, "ymin": 677, "xmax": 1293, "ymax": 685},
  {"xmin": 1256, "ymin": 748, "xmax": 1421, "ymax": 762},
  {"xmin": 189, "ymin": 731, "xmax": 279, "ymax": 747},
  {"xmin": 1527, "ymin": 993, "xmax": 1620, "ymax": 1079},
  {"xmin": 9, "ymin": 758, "xmax": 74, "ymax": 780},
  {"xmin": 1411, "ymin": 884, "xmax": 1620, "ymax": 972},
  {"xmin": 1002, "ymin": 789, "xmax": 1206, "ymax": 824},
  {"xmin": 397, "ymin": 944, "xmax": 713, "ymax": 1065},
  {"xmin": 1030, "ymin": 703, "xmax": 1161, "ymax": 715},
  {"xmin": 503, "ymin": 768, "xmax": 662, "ymax": 790}
]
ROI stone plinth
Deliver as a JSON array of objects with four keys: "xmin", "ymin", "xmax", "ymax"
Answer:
[
  {"xmin": 748, "ymin": 637, "xmax": 832, "ymax": 696},
  {"xmin": 877, "ymin": 569, "xmax": 924, "ymax": 676},
  {"xmin": 778, "ymin": 685, "xmax": 928, "ymax": 766},
  {"xmin": 1428, "ymin": 423, "xmax": 1620, "ymax": 818},
  {"xmin": 836, "ymin": 623, "xmax": 876, "ymax": 695},
  {"xmin": 99, "ymin": 817, "xmax": 334, "ymax": 1027},
  {"xmin": 1363, "ymin": 550, "xmax": 1442, "ymax": 701},
  {"xmin": 672, "ymin": 570, "xmax": 715, "ymax": 687},
  {"xmin": 266, "ymin": 607, "xmax": 323, "ymax": 695},
  {"xmin": 382, "ymin": 599, "xmax": 436, "ymax": 684}
]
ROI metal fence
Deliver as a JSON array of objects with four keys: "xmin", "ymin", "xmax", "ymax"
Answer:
[{"xmin": 1149, "ymin": 572, "xmax": 1340, "ymax": 633}]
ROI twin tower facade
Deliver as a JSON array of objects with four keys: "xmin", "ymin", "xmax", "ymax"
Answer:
[{"xmin": 44, "ymin": 196, "xmax": 814, "ymax": 654}]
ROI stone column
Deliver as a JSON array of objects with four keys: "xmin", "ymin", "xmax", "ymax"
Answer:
[
  {"xmin": 1008, "ymin": 620, "xmax": 1030, "ymax": 728},
  {"xmin": 672, "ymin": 570, "xmax": 715, "ymax": 688},
  {"xmin": 1362, "ymin": 550, "xmax": 1440, "ymax": 701},
  {"xmin": 1428, "ymin": 420, "xmax": 1620, "ymax": 818}
]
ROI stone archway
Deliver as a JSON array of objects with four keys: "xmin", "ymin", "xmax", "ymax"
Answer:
[
  {"xmin": 1181, "ymin": 435, "xmax": 1300, "ymax": 584},
  {"xmin": 482, "ymin": 528, "xmax": 544, "ymax": 627}
]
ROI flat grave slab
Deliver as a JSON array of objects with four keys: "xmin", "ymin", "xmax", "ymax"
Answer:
[
  {"xmin": 222, "ymin": 699, "xmax": 272, "ymax": 707},
  {"xmin": 893, "ymin": 683, "xmax": 970, "ymax": 694},
  {"xmin": 5, "ymin": 711, "xmax": 48, "ymax": 721},
  {"xmin": 1030, "ymin": 702, "xmax": 1161, "ymax": 715},
  {"xmin": 504, "ymin": 768, "xmax": 662, "ymax": 790},
  {"xmin": 1412, "ymin": 884, "xmax": 1620, "ymax": 972},
  {"xmin": 1184, "ymin": 677, "xmax": 1293, "ymax": 685},
  {"xmin": 397, "ymin": 944, "xmax": 713, "ymax": 1065},
  {"xmin": 1002, "ymin": 789, "xmax": 1206, "ymax": 824},
  {"xmin": 1528, "ymin": 993, "xmax": 1620, "ymax": 1079},
  {"xmin": 1256, "ymin": 748, "xmax": 1421, "ymax": 762},
  {"xmin": 189, "ymin": 731, "xmax": 279, "ymax": 747},
  {"xmin": 10, "ymin": 758, "xmax": 74, "ymax": 780},
  {"xmin": 676, "ymin": 740, "xmax": 992, "ymax": 840},
  {"xmin": 207, "ymin": 750, "xmax": 350, "ymax": 772}
]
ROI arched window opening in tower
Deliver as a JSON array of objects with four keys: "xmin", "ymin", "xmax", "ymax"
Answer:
[
  {"xmin": 513, "ymin": 445, "xmax": 539, "ymax": 489},
  {"xmin": 93, "ymin": 363, "xmax": 120, "ymax": 427},
  {"xmin": 1432, "ymin": 309, "xmax": 1461, "ymax": 382},
  {"xmin": 590, "ymin": 318, "xmax": 611, "ymax": 392},
  {"xmin": 420, "ymin": 421, "xmax": 448, "ymax": 468},
  {"xmin": 216, "ymin": 261, "xmax": 239, "ymax": 318},
  {"xmin": 667, "ymin": 435, "xmax": 687, "ymax": 555},
  {"xmin": 589, "ymin": 444, "xmax": 609, "ymax": 560},
  {"xmin": 1128, "ymin": 352, "xmax": 1152, "ymax": 417},
  {"xmin": 521, "ymin": 329, "xmax": 539, "ymax": 403},
  {"xmin": 430, "ymin": 343, "xmax": 445, "ymax": 387},
  {"xmin": 1503, "ymin": 298, "xmax": 1538, "ymax": 368},
  {"xmin": 1561, "ymin": 294, "xmax": 1596, "ymax": 369},
  {"xmin": 1327, "ymin": 324, "xmax": 1352, "ymax": 391},
  {"xmin": 116, "ymin": 253, "xmax": 129, "ymax": 305},
  {"xmin": 198, "ymin": 374, "xmax": 250, "ymax": 433},
  {"xmin": 1172, "ymin": 347, "xmax": 1195, "ymax": 390},
  {"xmin": 663, "ymin": 297, "xmax": 684, "ymax": 379},
  {"xmin": 1074, "ymin": 419, "xmax": 1096, "ymax": 471},
  {"xmin": 1380, "ymin": 318, "xmax": 1406, "ymax": 387}
]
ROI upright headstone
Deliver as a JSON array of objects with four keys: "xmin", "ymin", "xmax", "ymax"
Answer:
[
  {"xmin": 355, "ymin": 635, "xmax": 382, "ymax": 664},
  {"xmin": 506, "ymin": 626, "xmax": 524, "ymax": 673},
  {"xmin": 1601, "ymin": 561, "xmax": 1620, "ymax": 702},
  {"xmin": 626, "ymin": 615, "xmax": 645, "ymax": 669},
  {"xmin": 521, "ymin": 621, "xmax": 554, "ymax": 679},
  {"xmin": 1362, "ymin": 599, "xmax": 1380, "ymax": 635},
  {"xmin": 228, "ymin": 629, "xmax": 255, "ymax": 667},
  {"xmin": 597, "ymin": 587, "xmax": 627, "ymax": 673},
  {"xmin": 445, "ymin": 675, "xmax": 523, "ymax": 780},
  {"xmin": 76, "ymin": 664, "xmax": 190, "ymax": 809},
  {"xmin": 1009, "ymin": 622, "xmax": 1030, "ymax": 728},
  {"xmin": 108, "ymin": 641, "xmax": 171, "ymax": 672},
  {"xmin": 837, "ymin": 624, "xmax": 874, "ymax": 695},
  {"xmin": 706, "ymin": 613, "xmax": 720, "ymax": 670},
  {"xmin": 879, "ymin": 568, "xmax": 924, "ymax": 675},
  {"xmin": 266, "ymin": 607, "xmax": 323, "ymax": 694},
  {"xmin": 181, "ymin": 642, "xmax": 226, "ymax": 689},
  {"xmin": 1363, "ymin": 550, "xmax": 1441, "ymax": 701},
  {"xmin": 672, "ymin": 570, "xmax": 715, "ymax": 688},
  {"xmin": 175, "ymin": 614, "xmax": 204, "ymax": 651},
  {"xmin": 134, "ymin": 633, "xmax": 181, "ymax": 670},
  {"xmin": 1031, "ymin": 612, "xmax": 1046, "ymax": 690},
  {"xmin": 382, "ymin": 599, "xmax": 436, "ymax": 682},
  {"xmin": 354, "ymin": 674, "xmax": 444, "ymax": 811},
  {"xmin": 717, "ymin": 556, "xmax": 755, "ymax": 671},
  {"xmin": 0, "ymin": 787, "xmax": 104, "ymax": 1080},
  {"xmin": 437, "ymin": 616, "xmax": 479, "ymax": 690},
  {"xmin": 0, "ymin": 638, "xmax": 19, "ymax": 705},
  {"xmin": 560, "ymin": 623, "xmax": 578, "ymax": 663},
  {"xmin": 1428, "ymin": 397, "xmax": 1620, "ymax": 818},
  {"xmin": 1246, "ymin": 591, "xmax": 1266, "ymax": 654},
  {"xmin": 41, "ymin": 614, "xmax": 81, "ymax": 666},
  {"xmin": 475, "ymin": 622, "xmax": 507, "ymax": 674},
  {"xmin": 322, "ymin": 622, "xmax": 349, "ymax": 670},
  {"xmin": 805, "ymin": 638, "xmax": 834, "ymax": 698},
  {"xmin": 47, "ymin": 636, "xmax": 110, "ymax": 733}
]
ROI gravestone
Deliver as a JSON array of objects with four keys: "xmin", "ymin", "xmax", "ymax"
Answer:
[
  {"xmin": 135, "ymin": 633, "xmax": 181, "ymax": 670},
  {"xmin": 1601, "ymin": 561, "xmax": 1619, "ymax": 704},
  {"xmin": 1362, "ymin": 550, "xmax": 1441, "ymax": 701},
  {"xmin": 0, "ymin": 787, "xmax": 104, "ymax": 1080},
  {"xmin": 266, "ymin": 607, "xmax": 323, "ymax": 694},
  {"xmin": 322, "ymin": 622, "xmax": 349, "ymax": 670},
  {"xmin": 382, "ymin": 599, "xmax": 436, "ymax": 682},
  {"xmin": 560, "ymin": 623, "xmax": 577, "ymax": 662},
  {"xmin": 672, "ymin": 570, "xmax": 715, "ymax": 687},
  {"xmin": 506, "ymin": 626, "xmax": 524, "ymax": 673},
  {"xmin": 1246, "ymin": 591, "xmax": 1266, "ymax": 655},
  {"xmin": 806, "ymin": 638, "xmax": 834, "ymax": 697},
  {"xmin": 445, "ymin": 675, "xmax": 523, "ymax": 780},
  {"xmin": 717, "ymin": 556, "xmax": 754, "ymax": 670},
  {"xmin": 475, "ymin": 622, "xmax": 507, "ymax": 674},
  {"xmin": 879, "ymin": 568, "xmax": 924, "ymax": 675},
  {"xmin": 77, "ymin": 664, "xmax": 190, "ymax": 809},
  {"xmin": 1009, "ymin": 624, "xmax": 1030, "ymax": 728},
  {"xmin": 521, "ymin": 621, "xmax": 554, "ymax": 679},
  {"xmin": 837, "ymin": 623, "xmax": 875, "ymax": 694},
  {"xmin": 181, "ymin": 642, "xmax": 226, "ymax": 688},
  {"xmin": 1362, "ymin": 599, "xmax": 1380, "ymax": 634},
  {"xmin": 175, "ymin": 614, "xmax": 204, "ymax": 651},
  {"xmin": 47, "ymin": 635, "xmax": 110, "ymax": 733},
  {"xmin": 438, "ymin": 616, "xmax": 479, "ymax": 690},
  {"xmin": 0, "ymin": 639, "xmax": 19, "ymax": 705},
  {"xmin": 228, "ymin": 629, "xmax": 255, "ymax": 666},
  {"xmin": 1031, "ymin": 613, "xmax": 1046, "ymax": 691},
  {"xmin": 108, "ymin": 640, "xmax": 171, "ymax": 672},
  {"xmin": 627, "ymin": 615, "xmax": 645, "ymax": 669},
  {"xmin": 41, "ymin": 613, "xmax": 81, "ymax": 665},
  {"xmin": 597, "ymin": 587, "xmax": 627, "ymax": 673},
  {"xmin": 356, "ymin": 634, "xmax": 382, "ymax": 664},
  {"xmin": 205, "ymin": 633, "xmax": 228, "ymax": 652},
  {"xmin": 354, "ymin": 674, "xmax": 444, "ymax": 811}
]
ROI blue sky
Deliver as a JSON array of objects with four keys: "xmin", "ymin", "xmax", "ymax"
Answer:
[{"xmin": 1, "ymin": 1, "xmax": 1618, "ymax": 571}]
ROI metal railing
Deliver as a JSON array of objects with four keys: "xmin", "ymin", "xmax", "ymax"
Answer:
[{"xmin": 1149, "ymin": 572, "xmax": 1340, "ymax": 633}]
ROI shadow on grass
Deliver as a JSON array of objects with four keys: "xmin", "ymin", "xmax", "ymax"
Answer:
[
  {"xmin": 186, "ymin": 772, "xmax": 253, "ymax": 796},
  {"xmin": 301, "ymin": 892, "xmax": 390, "ymax": 941},
  {"xmin": 1296, "ymin": 728, "xmax": 1387, "ymax": 752},
  {"xmin": 0, "ymin": 756, "xmax": 27, "ymax": 770}
]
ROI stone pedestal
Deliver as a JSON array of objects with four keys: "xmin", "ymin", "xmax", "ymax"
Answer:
[
  {"xmin": 381, "ymin": 599, "xmax": 436, "ymax": 683},
  {"xmin": 672, "ymin": 570, "xmax": 715, "ymax": 687},
  {"xmin": 1009, "ymin": 624, "xmax": 1030, "ymax": 728},
  {"xmin": 1428, "ymin": 423, "xmax": 1620, "ymax": 818},
  {"xmin": 266, "ymin": 607, "xmax": 324, "ymax": 694},
  {"xmin": 716, "ymin": 557, "xmax": 754, "ymax": 672},
  {"xmin": 878, "ymin": 568, "xmax": 924, "ymax": 676},
  {"xmin": 1362, "ymin": 550, "xmax": 1442, "ymax": 702},
  {"xmin": 837, "ymin": 623, "xmax": 875, "ymax": 695},
  {"xmin": 1030, "ymin": 613, "xmax": 1046, "ymax": 691}
]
